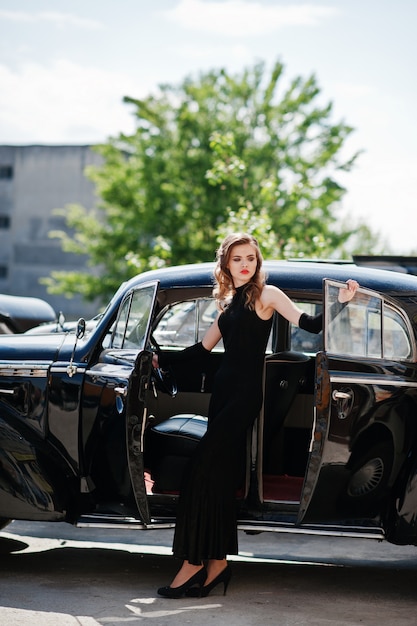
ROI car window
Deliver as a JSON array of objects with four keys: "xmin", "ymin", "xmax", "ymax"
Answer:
[
  {"xmin": 112, "ymin": 297, "xmax": 130, "ymax": 348},
  {"xmin": 154, "ymin": 298, "xmax": 223, "ymax": 350},
  {"xmin": 290, "ymin": 302, "xmax": 323, "ymax": 353},
  {"xmin": 154, "ymin": 297, "xmax": 273, "ymax": 352},
  {"xmin": 111, "ymin": 284, "xmax": 157, "ymax": 350},
  {"xmin": 383, "ymin": 304, "xmax": 412, "ymax": 359},
  {"xmin": 324, "ymin": 280, "xmax": 413, "ymax": 360}
]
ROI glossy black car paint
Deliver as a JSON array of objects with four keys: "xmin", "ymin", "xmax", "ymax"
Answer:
[
  {"xmin": 0, "ymin": 293, "xmax": 56, "ymax": 334},
  {"xmin": 1, "ymin": 260, "xmax": 417, "ymax": 546}
]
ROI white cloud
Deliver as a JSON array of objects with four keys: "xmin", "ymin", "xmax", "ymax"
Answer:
[
  {"xmin": 0, "ymin": 10, "xmax": 104, "ymax": 30},
  {"xmin": 0, "ymin": 61, "xmax": 142, "ymax": 144},
  {"xmin": 161, "ymin": 0, "xmax": 339, "ymax": 36}
]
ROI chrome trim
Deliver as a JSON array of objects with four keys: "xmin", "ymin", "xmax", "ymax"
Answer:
[
  {"xmin": 0, "ymin": 362, "xmax": 49, "ymax": 377},
  {"xmin": 50, "ymin": 365, "xmax": 87, "ymax": 375},
  {"xmin": 0, "ymin": 362, "xmax": 90, "ymax": 378},
  {"xmin": 76, "ymin": 521, "xmax": 176, "ymax": 530},
  {"xmin": 76, "ymin": 513, "xmax": 175, "ymax": 531},
  {"xmin": 330, "ymin": 374, "xmax": 417, "ymax": 388},
  {"xmin": 237, "ymin": 523, "xmax": 385, "ymax": 540},
  {"xmin": 77, "ymin": 516, "xmax": 384, "ymax": 539}
]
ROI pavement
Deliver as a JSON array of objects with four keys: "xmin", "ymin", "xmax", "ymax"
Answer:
[{"xmin": 1, "ymin": 521, "xmax": 417, "ymax": 625}]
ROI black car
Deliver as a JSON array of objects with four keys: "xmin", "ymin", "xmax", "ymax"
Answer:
[
  {"xmin": 0, "ymin": 293, "xmax": 56, "ymax": 334},
  {"xmin": 1, "ymin": 260, "xmax": 417, "ymax": 548}
]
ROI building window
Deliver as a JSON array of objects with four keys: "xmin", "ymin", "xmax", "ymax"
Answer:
[
  {"xmin": 0, "ymin": 166, "xmax": 13, "ymax": 179},
  {"xmin": 0, "ymin": 216, "xmax": 10, "ymax": 229},
  {"xmin": 0, "ymin": 266, "xmax": 8, "ymax": 279}
]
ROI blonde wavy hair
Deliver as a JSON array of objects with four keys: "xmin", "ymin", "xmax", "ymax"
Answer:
[{"xmin": 213, "ymin": 233, "xmax": 266, "ymax": 311}]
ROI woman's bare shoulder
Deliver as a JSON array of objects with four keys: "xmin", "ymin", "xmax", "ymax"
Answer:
[{"xmin": 260, "ymin": 284, "xmax": 284, "ymax": 303}]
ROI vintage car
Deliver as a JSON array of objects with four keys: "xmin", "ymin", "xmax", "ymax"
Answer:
[
  {"xmin": 0, "ymin": 293, "xmax": 56, "ymax": 334},
  {"xmin": 1, "ymin": 260, "xmax": 417, "ymax": 549}
]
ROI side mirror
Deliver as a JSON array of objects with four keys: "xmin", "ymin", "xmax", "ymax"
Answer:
[
  {"xmin": 67, "ymin": 318, "xmax": 87, "ymax": 378},
  {"xmin": 76, "ymin": 317, "xmax": 86, "ymax": 339}
]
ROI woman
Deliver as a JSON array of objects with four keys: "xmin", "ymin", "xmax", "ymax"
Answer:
[{"xmin": 155, "ymin": 233, "xmax": 358, "ymax": 598}]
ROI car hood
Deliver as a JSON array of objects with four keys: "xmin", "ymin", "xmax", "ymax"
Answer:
[{"xmin": 0, "ymin": 331, "xmax": 73, "ymax": 363}]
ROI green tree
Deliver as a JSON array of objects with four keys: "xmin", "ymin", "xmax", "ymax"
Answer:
[{"xmin": 44, "ymin": 60, "xmax": 367, "ymax": 304}]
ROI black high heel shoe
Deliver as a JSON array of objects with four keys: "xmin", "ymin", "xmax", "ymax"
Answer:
[
  {"xmin": 185, "ymin": 565, "xmax": 232, "ymax": 597},
  {"xmin": 157, "ymin": 567, "xmax": 207, "ymax": 599}
]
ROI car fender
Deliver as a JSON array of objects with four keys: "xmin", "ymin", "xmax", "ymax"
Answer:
[
  {"xmin": 348, "ymin": 389, "xmax": 417, "ymax": 489},
  {"xmin": 0, "ymin": 417, "xmax": 72, "ymax": 521}
]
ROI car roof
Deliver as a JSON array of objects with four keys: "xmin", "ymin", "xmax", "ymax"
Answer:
[
  {"xmin": 0, "ymin": 293, "xmax": 56, "ymax": 333},
  {"xmin": 122, "ymin": 260, "xmax": 417, "ymax": 297}
]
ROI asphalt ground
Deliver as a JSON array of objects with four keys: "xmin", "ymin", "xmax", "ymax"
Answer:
[{"xmin": 1, "ymin": 521, "xmax": 417, "ymax": 625}]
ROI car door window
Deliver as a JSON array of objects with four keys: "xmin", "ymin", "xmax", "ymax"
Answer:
[
  {"xmin": 154, "ymin": 297, "xmax": 273, "ymax": 352},
  {"xmin": 111, "ymin": 284, "xmax": 157, "ymax": 350},
  {"xmin": 290, "ymin": 302, "xmax": 323, "ymax": 353},
  {"xmin": 383, "ymin": 304, "xmax": 412, "ymax": 359},
  {"xmin": 324, "ymin": 280, "xmax": 413, "ymax": 360},
  {"xmin": 154, "ymin": 298, "xmax": 223, "ymax": 349}
]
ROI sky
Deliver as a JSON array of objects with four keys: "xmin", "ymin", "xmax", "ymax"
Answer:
[{"xmin": 0, "ymin": 0, "xmax": 416, "ymax": 254}]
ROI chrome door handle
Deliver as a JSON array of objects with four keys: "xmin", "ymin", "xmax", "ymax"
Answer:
[
  {"xmin": 332, "ymin": 390, "xmax": 352, "ymax": 401},
  {"xmin": 332, "ymin": 388, "xmax": 353, "ymax": 420}
]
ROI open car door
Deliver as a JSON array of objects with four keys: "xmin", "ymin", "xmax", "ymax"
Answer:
[
  {"xmin": 81, "ymin": 281, "xmax": 158, "ymax": 526},
  {"xmin": 298, "ymin": 279, "xmax": 415, "ymax": 527}
]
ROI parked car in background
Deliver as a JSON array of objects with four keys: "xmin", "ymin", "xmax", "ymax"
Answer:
[
  {"xmin": 0, "ymin": 294, "xmax": 56, "ymax": 334},
  {"xmin": 353, "ymin": 255, "xmax": 417, "ymax": 276},
  {"xmin": 1, "ymin": 260, "xmax": 417, "ymax": 550},
  {"xmin": 25, "ymin": 313, "xmax": 102, "ymax": 336}
]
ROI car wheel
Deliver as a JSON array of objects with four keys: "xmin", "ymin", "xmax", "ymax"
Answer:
[{"xmin": 347, "ymin": 441, "xmax": 393, "ymax": 501}]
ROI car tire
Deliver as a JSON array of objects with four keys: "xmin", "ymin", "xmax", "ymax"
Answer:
[{"xmin": 347, "ymin": 441, "xmax": 393, "ymax": 503}]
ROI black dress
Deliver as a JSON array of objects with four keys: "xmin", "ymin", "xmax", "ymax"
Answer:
[{"xmin": 172, "ymin": 284, "xmax": 273, "ymax": 565}]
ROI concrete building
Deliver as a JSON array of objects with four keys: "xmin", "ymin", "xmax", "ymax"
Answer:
[{"xmin": 0, "ymin": 145, "xmax": 103, "ymax": 320}]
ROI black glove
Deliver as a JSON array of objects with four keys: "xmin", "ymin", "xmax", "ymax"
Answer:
[
  {"xmin": 157, "ymin": 341, "xmax": 210, "ymax": 369},
  {"xmin": 298, "ymin": 312, "xmax": 323, "ymax": 334},
  {"xmin": 299, "ymin": 300, "xmax": 348, "ymax": 335}
]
